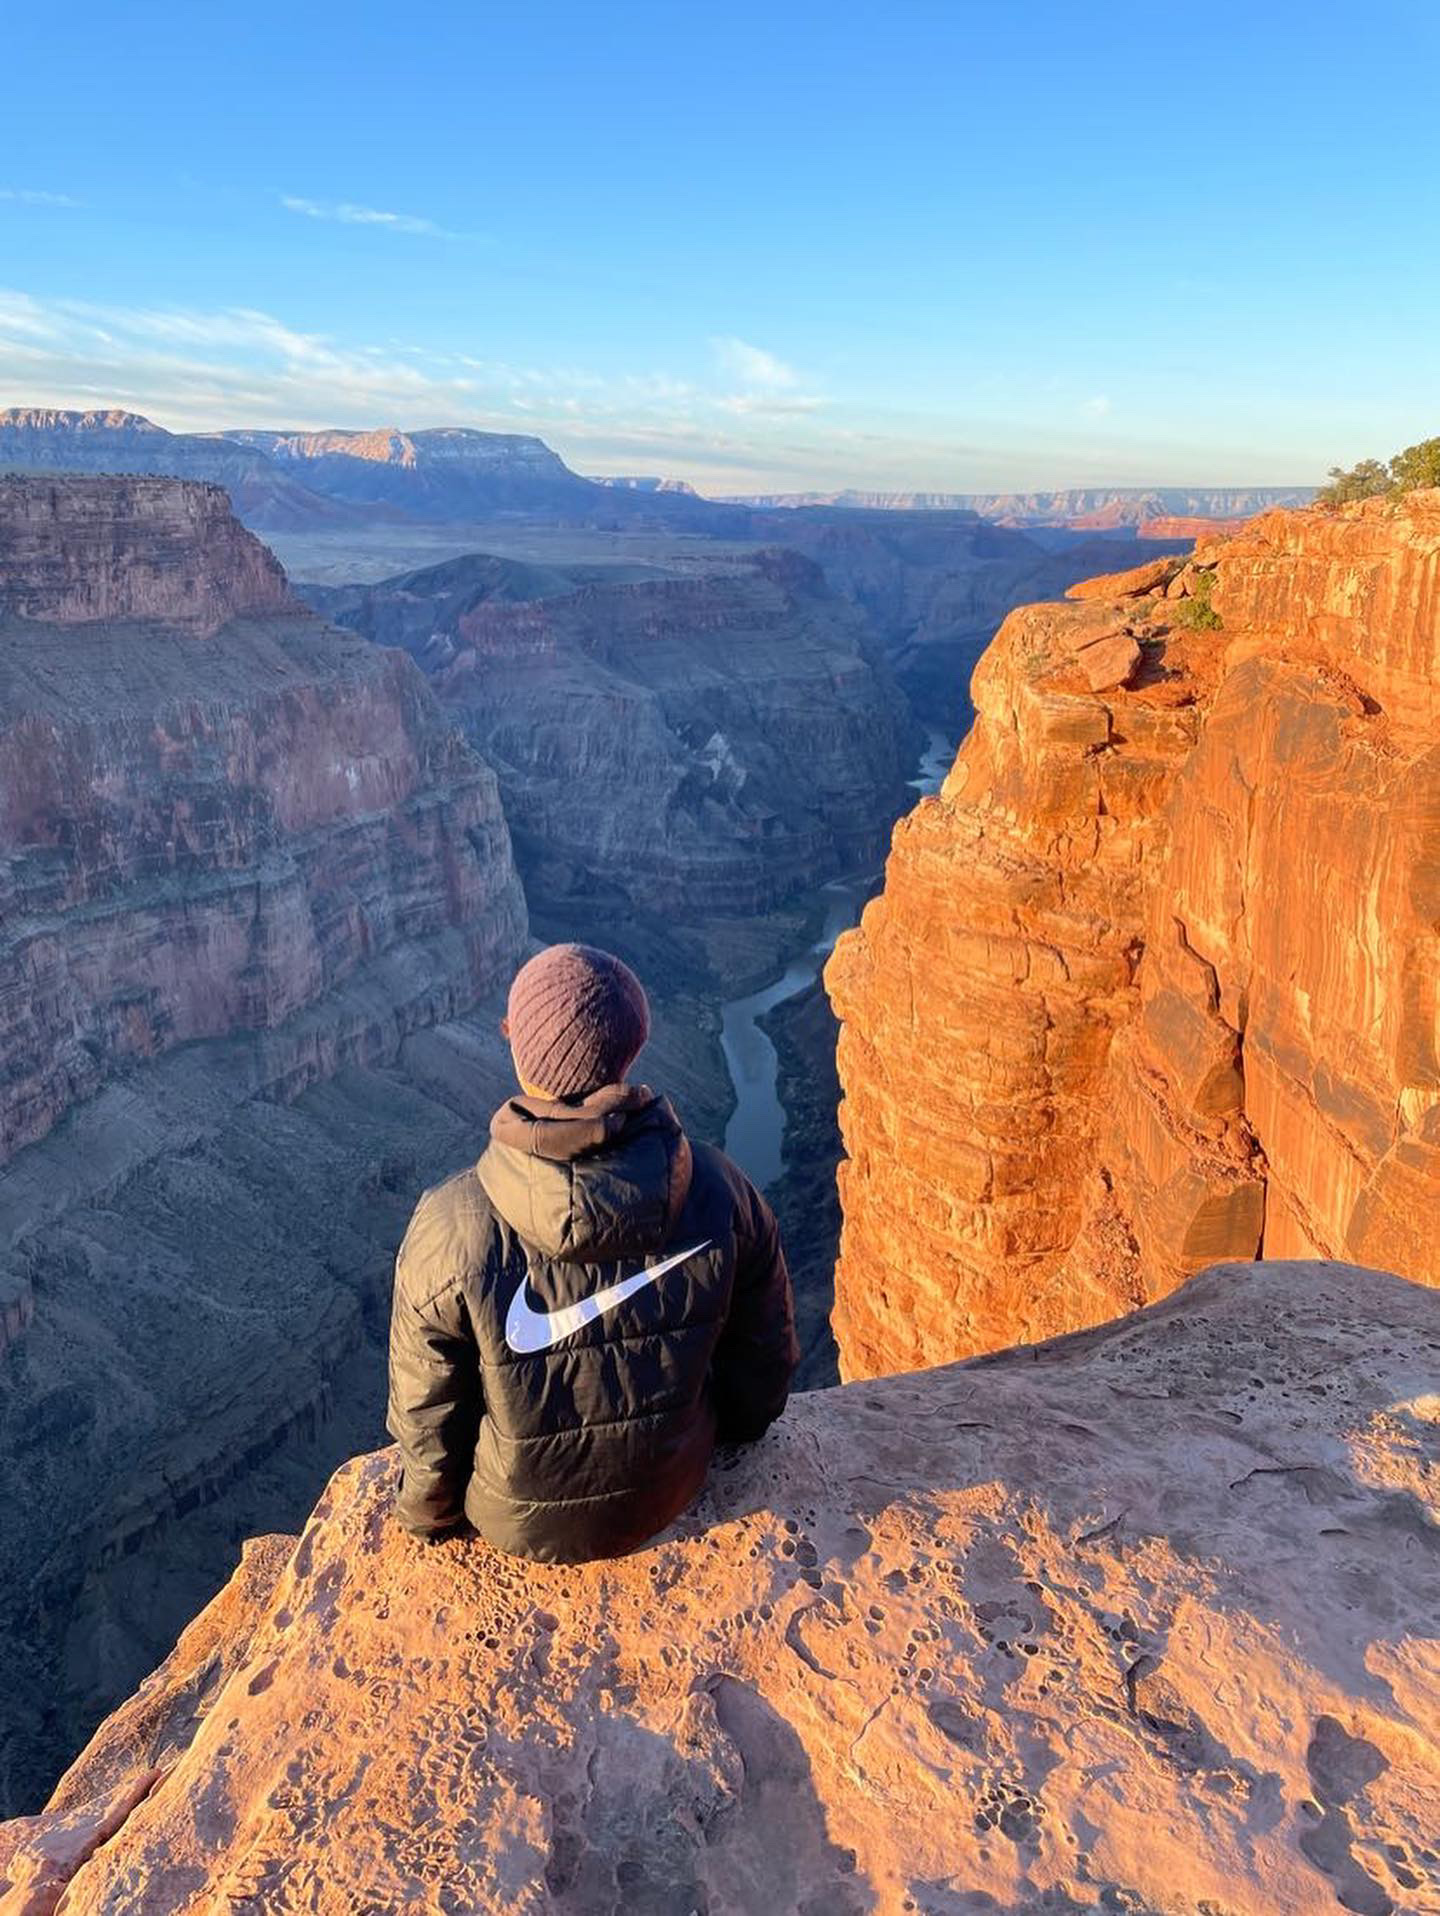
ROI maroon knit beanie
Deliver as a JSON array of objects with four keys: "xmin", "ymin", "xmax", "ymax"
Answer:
[{"xmin": 504, "ymin": 944, "xmax": 651, "ymax": 1099}]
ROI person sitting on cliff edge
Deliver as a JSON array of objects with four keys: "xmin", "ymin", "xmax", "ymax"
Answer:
[{"xmin": 386, "ymin": 941, "xmax": 799, "ymax": 1561}]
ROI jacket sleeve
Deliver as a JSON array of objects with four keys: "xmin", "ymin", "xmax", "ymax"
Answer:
[
  {"xmin": 710, "ymin": 1176, "xmax": 799, "ymax": 1443},
  {"xmin": 385, "ymin": 1197, "xmax": 483, "ymax": 1538}
]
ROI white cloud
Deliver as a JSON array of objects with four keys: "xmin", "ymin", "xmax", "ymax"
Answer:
[
  {"xmin": 0, "ymin": 187, "xmax": 82, "ymax": 208},
  {"xmin": 4, "ymin": 285, "xmax": 1276, "ymax": 495},
  {"xmin": 280, "ymin": 195, "xmax": 458, "ymax": 240},
  {"xmin": 1082, "ymin": 394, "xmax": 1112, "ymax": 417},
  {"xmin": 711, "ymin": 336, "xmax": 800, "ymax": 390},
  {"xmin": 717, "ymin": 392, "xmax": 826, "ymax": 418}
]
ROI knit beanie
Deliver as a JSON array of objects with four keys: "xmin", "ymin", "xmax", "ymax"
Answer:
[{"xmin": 504, "ymin": 944, "xmax": 651, "ymax": 1099}]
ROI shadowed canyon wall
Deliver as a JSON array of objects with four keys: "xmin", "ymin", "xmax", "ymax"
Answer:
[
  {"xmin": 0, "ymin": 476, "xmax": 529, "ymax": 1808},
  {"xmin": 828, "ymin": 493, "xmax": 1440, "ymax": 1378},
  {"xmin": 308, "ymin": 547, "xmax": 917, "ymax": 924}
]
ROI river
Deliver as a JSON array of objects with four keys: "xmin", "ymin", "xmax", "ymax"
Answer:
[{"xmin": 719, "ymin": 727, "xmax": 955, "ymax": 1189}]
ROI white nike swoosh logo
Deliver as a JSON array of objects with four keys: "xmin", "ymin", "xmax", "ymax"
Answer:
[{"xmin": 504, "ymin": 1240, "xmax": 713, "ymax": 1354}]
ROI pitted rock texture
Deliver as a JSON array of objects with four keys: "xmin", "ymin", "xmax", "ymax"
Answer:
[
  {"xmin": 310, "ymin": 547, "xmax": 916, "ymax": 920},
  {"xmin": 828, "ymin": 492, "xmax": 1440, "ymax": 1379},
  {"xmin": 0, "ymin": 476, "xmax": 293, "ymax": 633},
  {"xmin": 3, "ymin": 1260, "xmax": 1436, "ymax": 1915}
]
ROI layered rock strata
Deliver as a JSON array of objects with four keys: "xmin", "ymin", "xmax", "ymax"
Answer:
[
  {"xmin": 310, "ymin": 547, "xmax": 916, "ymax": 922},
  {"xmin": 0, "ymin": 475, "xmax": 293, "ymax": 632},
  {"xmin": 828, "ymin": 492, "xmax": 1440, "ymax": 1378},
  {"xmin": 3, "ymin": 1260, "xmax": 1435, "ymax": 1915},
  {"xmin": 0, "ymin": 479, "xmax": 526, "ymax": 1166},
  {"xmin": 0, "ymin": 477, "xmax": 529, "ymax": 1809}
]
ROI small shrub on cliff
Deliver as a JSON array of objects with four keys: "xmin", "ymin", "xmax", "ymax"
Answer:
[
  {"xmin": 1316, "ymin": 458, "xmax": 1392, "ymax": 506},
  {"xmin": 1173, "ymin": 569, "xmax": 1221, "ymax": 630},
  {"xmin": 1388, "ymin": 435, "xmax": 1440, "ymax": 493},
  {"xmin": 1316, "ymin": 435, "xmax": 1440, "ymax": 505}
]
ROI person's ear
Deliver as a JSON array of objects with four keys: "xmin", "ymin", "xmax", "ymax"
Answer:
[{"xmin": 499, "ymin": 1017, "xmax": 511, "ymax": 1038}]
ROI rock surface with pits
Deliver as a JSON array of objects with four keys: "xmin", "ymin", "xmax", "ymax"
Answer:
[{"xmin": 2, "ymin": 1259, "xmax": 1436, "ymax": 1914}]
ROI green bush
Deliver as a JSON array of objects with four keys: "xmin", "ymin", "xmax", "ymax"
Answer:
[
  {"xmin": 1388, "ymin": 436, "xmax": 1440, "ymax": 493},
  {"xmin": 1174, "ymin": 569, "xmax": 1222, "ymax": 630},
  {"xmin": 1316, "ymin": 458, "xmax": 1392, "ymax": 506},
  {"xmin": 1316, "ymin": 435, "xmax": 1440, "ymax": 506}
]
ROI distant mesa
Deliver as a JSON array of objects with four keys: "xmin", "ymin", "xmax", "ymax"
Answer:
[
  {"xmin": 723, "ymin": 484, "xmax": 1315, "ymax": 527},
  {"xmin": 0, "ymin": 407, "xmax": 722, "ymax": 533},
  {"xmin": 0, "ymin": 407, "xmax": 366, "ymax": 532},
  {"xmin": 223, "ymin": 423, "xmax": 602, "ymax": 519},
  {"xmin": 594, "ymin": 473, "xmax": 701, "ymax": 496}
]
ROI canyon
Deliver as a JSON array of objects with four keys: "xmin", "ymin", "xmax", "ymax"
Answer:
[
  {"xmin": 3, "ymin": 1258, "xmax": 1434, "ymax": 1914},
  {"xmin": 0, "ymin": 464, "xmax": 929, "ymax": 1810},
  {"xmin": 2, "ymin": 449, "xmax": 1437, "ymax": 1902},
  {"xmin": 304, "ymin": 546, "xmax": 916, "ymax": 922},
  {"xmin": 3, "ymin": 408, "xmax": 1187, "ymax": 730},
  {"xmin": 828, "ymin": 491, "xmax": 1440, "ymax": 1378}
]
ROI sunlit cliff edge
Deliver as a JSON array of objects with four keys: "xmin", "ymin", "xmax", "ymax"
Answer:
[
  {"xmin": 829, "ymin": 491, "xmax": 1440, "ymax": 1378},
  {"xmin": 2, "ymin": 1260, "xmax": 1436, "ymax": 1914}
]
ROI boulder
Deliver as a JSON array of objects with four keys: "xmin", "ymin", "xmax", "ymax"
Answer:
[
  {"xmin": 1064, "ymin": 555, "xmax": 1183, "ymax": 600},
  {"xmin": 1078, "ymin": 632, "xmax": 1143, "ymax": 692}
]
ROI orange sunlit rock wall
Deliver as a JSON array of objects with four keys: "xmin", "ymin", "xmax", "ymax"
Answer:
[{"xmin": 827, "ymin": 492, "xmax": 1440, "ymax": 1377}]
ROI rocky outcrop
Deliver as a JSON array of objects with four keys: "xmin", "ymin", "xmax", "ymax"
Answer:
[
  {"xmin": 0, "ymin": 476, "xmax": 530, "ymax": 1809},
  {"xmin": 828, "ymin": 492, "xmax": 1440, "ymax": 1378},
  {"xmin": 0, "ymin": 475, "xmax": 294, "ymax": 633},
  {"xmin": 309, "ymin": 547, "xmax": 917, "ymax": 923},
  {"xmin": 3, "ymin": 1259, "xmax": 1436, "ymax": 1914}
]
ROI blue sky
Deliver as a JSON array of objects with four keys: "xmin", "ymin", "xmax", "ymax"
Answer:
[{"xmin": 3, "ymin": 0, "xmax": 1437, "ymax": 492}]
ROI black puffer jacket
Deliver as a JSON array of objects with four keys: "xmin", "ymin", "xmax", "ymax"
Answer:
[{"xmin": 386, "ymin": 1083, "xmax": 797, "ymax": 1561}]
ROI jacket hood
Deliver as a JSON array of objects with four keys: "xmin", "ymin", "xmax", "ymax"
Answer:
[{"xmin": 477, "ymin": 1083, "xmax": 693, "ymax": 1262}]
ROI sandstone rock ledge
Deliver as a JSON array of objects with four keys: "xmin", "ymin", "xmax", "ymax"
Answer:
[{"xmin": 2, "ymin": 1260, "xmax": 1436, "ymax": 1915}]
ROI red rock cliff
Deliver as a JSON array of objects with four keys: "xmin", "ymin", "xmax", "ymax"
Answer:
[
  {"xmin": 827, "ymin": 492, "xmax": 1440, "ymax": 1377},
  {"xmin": 0, "ymin": 475, "xmax": 294, "ymax": 632}
]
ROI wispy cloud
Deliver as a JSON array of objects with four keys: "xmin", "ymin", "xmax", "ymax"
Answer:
[
  {"xmin": 0, "ymin": 187, "xmax": 82, "ymax": 208},
  {"xmin": 0, "ymin": 287, "xmax": 864, "ymax": 489},
  {"xmin": 0, "ymin": 285, "xmax": 1235, "ymax": 494},
  {"xmin": 717, "ymin": 391, "xmax": 826, "ymax": 417},
  {"xmin": 280, "ymin": 195, "xmax": 459, "ymax": 240},
  {"xmin": 711, "ymin": 336, "xmax": 799, "ymax": 390},
  {"xmin": 710, "ymin": 335, "xmax": 827, "ymax": 418},
  {"xmin": 1082, "ymin": 394, "xmax": 1112, "ymax": 417}
]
